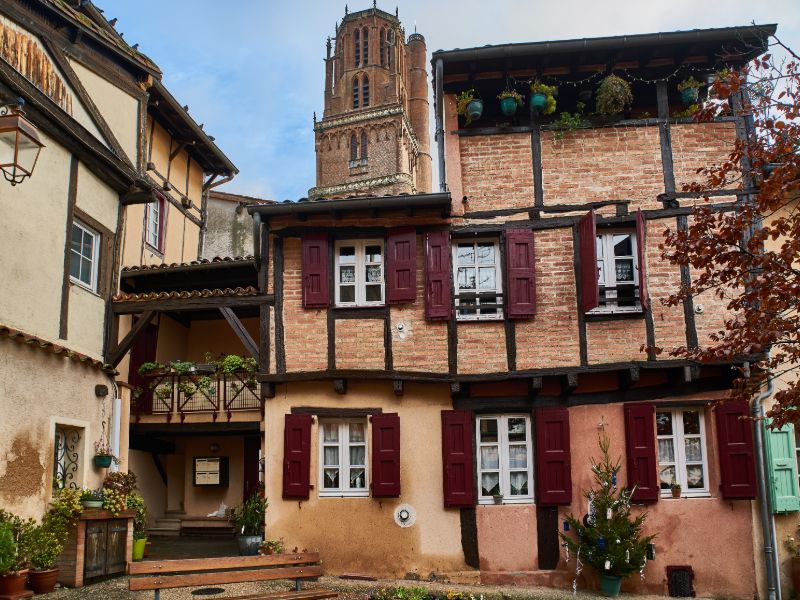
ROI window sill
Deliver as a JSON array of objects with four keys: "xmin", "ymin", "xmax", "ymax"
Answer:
[
  {"xmin": 660, "ymin": 492, "xmax": 711, "ymax": 499},
  {"xmin": 319, "ymin": 492, "xmax": 370, "ymax": 499},
  {"xmin": 456, "ymin": 314, "xmax": 505, "ymax": 323},
  {"xmin": 585, "ymin": 307, "xmax": 644, "ymax": 321},
  {"xmin": 69, "ymin": 278, "xmax": 101, "ymax": 299},
  {"xmin": 145, "ymin": 242, "xmax": 164, "ymax": 257},
  {"xmin": 478, "ymin": 498, "xmax": 534, "ymax": 505}
]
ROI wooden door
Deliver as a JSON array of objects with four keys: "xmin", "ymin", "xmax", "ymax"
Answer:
[
  {"xmin": 84, "ymin": 522, "xmax": 107, "ymax": 580},
  {"xmin": 105, "ymin": 520, "xmax": 128, "ymax": 574}
]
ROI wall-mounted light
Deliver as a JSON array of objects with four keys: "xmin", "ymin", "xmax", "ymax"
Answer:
[
  {"xmin": 209, "ymin": 443, "xmax": 220, "ymax": 453},
  {"xmin": 0, "ymin": 98, "xmax": 44, "ymax": 186}
]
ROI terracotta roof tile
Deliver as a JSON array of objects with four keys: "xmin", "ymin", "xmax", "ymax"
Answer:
[
  {"xmin": 0, "ymin": 324, "xmax": 108, "ymax": 370},
  {"xmin": 121, "ymin": 256, "xmax": 254, "ymax": 273},
  {"xmin": 112, "ymin": 286, "xmax": 259, "ymax": 303}
]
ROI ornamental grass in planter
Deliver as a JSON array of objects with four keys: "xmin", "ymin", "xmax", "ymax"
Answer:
[{"xmin": 234, "ymin": 490, "xmax": 267, "ymax": 556}]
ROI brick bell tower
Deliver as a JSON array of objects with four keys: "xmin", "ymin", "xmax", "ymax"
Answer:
[{"xmin": 309, "ymin": 4, "xmax": 432, "ymax": 199}]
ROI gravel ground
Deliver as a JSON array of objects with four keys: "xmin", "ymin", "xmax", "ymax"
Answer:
[{"xmin": 45, "ymin": 575, "xmax": 674, "ymax": 600}]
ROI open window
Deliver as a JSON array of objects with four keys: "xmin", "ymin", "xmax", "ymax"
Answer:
[{"xmin": 452, "ymin": 238, "xmax": 503, "ymax": 321}]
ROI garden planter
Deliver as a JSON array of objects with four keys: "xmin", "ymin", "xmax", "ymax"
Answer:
[
  {"xmin": 530, "ymin": 92, "xmax": 547, "ymax": 112},
  {"xmin": 93, "ymin": 454, "xmax": 113, "ymax": 469},
  {"xmin": 680, "ymin": 87, "xmax": 699, "ymax": 106},
  {"xmin": 499, "ymin": 97, "xmax": 518, "ymax": 117},
  {"xmin": 671, "ymin": 488, "xmax": 681, "ymax": 499},
  {"xmin": 237, "ymin": 535, "xmax": 263, "ymax": 556},
  {"xmin": 466, "ymin": 99, "xmax": 483, "ymax": 122},
  {"xmin": 492, "ymin": 495, "xmax": 503, "ymax": 505},
  {"xmin": 599, "ymin": 574, "xmax": 622, "ymax": 597},
  {"xmin": 791, "ymin": 557, "xmax": 800, "ymax": 596},
  {"xmin": 132, "ymin": 538, "xmax": 147, "ymax": 561},
  {"xmin": 81, "ymin": 500, "xmax": 103, "ymax": 509},
  {"xmin": 27, "ymin": 569, "xmax": 58, "ymax": 595},
  {"xmin": 0, "ymin": 570, "xmax": 31, "ymax": 599}
]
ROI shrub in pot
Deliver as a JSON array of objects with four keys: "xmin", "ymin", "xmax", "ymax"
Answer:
[
  {"xmin": 234, "ymin": 491, "xmax": 267, "ymax": 556},
  {"xmin": 26, "ymin": 522, "xmax": 63, "ymax": 595},
  {"xmin": 0, "ymin": 511, "xmax": 33, "ymax": 599},
  {"xmin": 127, "ymin": 493, "xmax": 148, "ymax": 561}
]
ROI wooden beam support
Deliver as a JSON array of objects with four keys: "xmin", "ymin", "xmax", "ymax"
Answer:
[
  {"xmin": 393, "ymin": 380, "xmax": 404, "ymax": 397},
  {"xmin": 168, "ymin": 142, "xmax": 187, "ymax": 164},
  {"xmin": 107, "ymin": 310, "xmax": 156, "ymax": 367},
  {"xmin": 333, "ymin": 379, "xmax": 347, "ymax": 395},
  {"xmin": 112, "ymin": 294, "xmax": 273, "ymax": 314},
  {"xmin": 528, "ymin": 377, "xmax": 543, "ymax": 395},
  {"xmin": 219, "ymin": 307, "xmax": 259, "ymax": 360},
  {"xmin": 450, "ymin": 381, "xmax": 461, "ymax": 395},
  {"xmin": 564, "ymin": 373, "xmax": 579, "ymax": 392},
  {"xmin": 263, "ymin": 382, "xmax": 276, "ymax": 399}
]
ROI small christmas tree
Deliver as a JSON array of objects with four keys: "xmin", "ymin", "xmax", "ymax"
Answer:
[{"xmin": 560, "ymin": 434, "xmax": 655, "ymax": 581}]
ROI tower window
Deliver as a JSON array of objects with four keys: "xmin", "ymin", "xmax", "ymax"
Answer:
[
  {"xmin": 350, "ymin": 134, "xmax": 358, "ymax": 162},
  {"xmin": 353, "ymin": 75, "xmax": 360, "ymax": 109},
  {"xmin": 387, "ymin": 30, "xmax": 394, "ymax": 69},
  {"xmin": 354, "ymin": 29, "xmax": 360, "ymax": 67},
  {"xmin": 363, "ymin": 27, "xmax": 369, "ymax": 65},
  {"xmin": 362, "ymin": 75, "xmax": 370, "ymax": 107},
  {"xmin": 360, "ymin": 131, "xmax": 368, "ymax": 160},
  {"xmin": 380, "ymin": 29, "xmax": 385, "ymax": 67}
]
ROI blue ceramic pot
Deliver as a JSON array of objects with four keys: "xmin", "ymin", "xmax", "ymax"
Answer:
[
  {"xmin": 680, "ymin": 87, "xmax": 699, "ymax": 106},
  {"xmin": 466, "ymin": 99, "xmax": 483, "ymax": 122},
  {"xmin": 500, "ymin": 96, "xmax": 518, "ymax": 116},
  {"xmin": 530, "ymin": 92, "xmax": 547, "ymax": 112}
]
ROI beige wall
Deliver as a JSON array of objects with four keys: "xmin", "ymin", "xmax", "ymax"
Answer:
[
  {"xmin": 129, "ymin": 449, "xmax": 167, "ymax": 527},
  {"xmin": 264, "ymin": 381, "xmax": 468, "ymax": 577},
  {"xmin": 181, "ymin": 436, "xmax": 245, "ymax": 516}
]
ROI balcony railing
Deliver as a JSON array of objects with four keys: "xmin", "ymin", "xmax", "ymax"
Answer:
[{"xmin": 132, "ymin": 369, "xmax": 262, "ymax": 421}]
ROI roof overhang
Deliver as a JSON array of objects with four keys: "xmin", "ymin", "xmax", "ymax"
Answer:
[{"xmin": 247, "ymin": 192, "xmax": 452, "ymax": 218}]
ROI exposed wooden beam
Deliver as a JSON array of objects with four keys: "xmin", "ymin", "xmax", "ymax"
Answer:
[
  {"xmin": 393, "ymin": 380, "xmax": 404, "ymax": 397},
  {"xmin": 219, "ymin": 307, "xmax": 259, "ymax": 360},
  {"xmin": 107, "ymin": 310, "xmax": 156, "ymax": 367}
]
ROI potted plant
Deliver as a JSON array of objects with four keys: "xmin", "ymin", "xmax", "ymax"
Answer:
[
  {"xmin": 529, "ymin": 81, "xmax": 557, "ymax": 115},
  {"xmin": 93, "ymin": 440, "xmax": 119, "ymax": 469},
  {"xmin": 456, "ymin": 89, "xmax": 482, "ymax": 125},
  {"xmin": 0, "ymin": 511, "xmax": 33, "ymax": 599},
  {"xmin": 596, "ymin": 74, "xmax": 633, "ymax": 116},
  {"xmin": 127, "ymin": 493, "xmax": 148, "ymax": 561},
  {"xmin": 80, "ymin": 488, "xmax": 103, "ymax": 509},
  {"xmin": 787, "ymin": 531, "xmax": 800, "ymax": 594},
  {"xmin": 27, "ymin": 521, "xmax": 63, "ymax": 594},
  {"xmin": 677, "ymin": 76, "xmax": 702, "ymax": 106},
  {"xmin": 103, "ymin": 471, "xmax": 137, "ymax": 516},
  {"xmin": 497, "ymin": 90, "xmax": 523, "ymax": 117},
  {"xmin": 670, "ymin": 482, "xmax": 682, "ymax": 499},
  {"xmin": 258, "ymin": 538, "xmax": 285, "ymax": 556},
  {"xmin": 234, "ymin": 490, "xmax": 267, "ymax": 556},
  {"xmin": 492, "ymin": 494, "xmax": 503, "ymax": 505}
]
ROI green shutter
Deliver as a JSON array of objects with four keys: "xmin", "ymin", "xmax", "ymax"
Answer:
[{"xmin": 766, "ymin": 420, "xmax": 800, "ymax": 513}]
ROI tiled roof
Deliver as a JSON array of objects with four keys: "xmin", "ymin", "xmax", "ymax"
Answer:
[
  {"xmin": 121, "ymin": 256, "xmax": 254, "ymax": 273},
  {"xmin": 0, "ymin": 323, "xmax": 108, "ymax": 370},
  {"xmin": 113, "ymin": 286, "xmax": 259, "ymax": 303}
]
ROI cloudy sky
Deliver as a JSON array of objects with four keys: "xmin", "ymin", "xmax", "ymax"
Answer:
[{"xmin": 105, "ymin": 1, "xmax": 800, "ymax": 201}]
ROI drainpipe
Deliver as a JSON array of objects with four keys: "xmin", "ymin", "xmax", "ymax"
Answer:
[
  {"xmin": 107, "ymin": 376, "xmax": 122, "ymax": 473},
  {"xmin": 434, "ymin": 57, "xmax": 446, "ymax": 192},
  {"xmin": 753, "ymin": 356, "xmax": 780, "ymax": 600}
]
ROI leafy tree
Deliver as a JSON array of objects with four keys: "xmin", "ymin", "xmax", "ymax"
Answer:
[{"xmin": 658, "ymin": 30, "xmax": 800, "ymax": 427}]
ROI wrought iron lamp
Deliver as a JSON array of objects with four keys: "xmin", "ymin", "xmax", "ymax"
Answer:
[{"xmin": 0, "ymin": 98, "xmax": 44, "ymax": 186}]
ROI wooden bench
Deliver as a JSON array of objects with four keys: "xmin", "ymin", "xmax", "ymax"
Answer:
[{"xmin": 128, "ymin": 552, "xmax": 337, "ymax": 600}]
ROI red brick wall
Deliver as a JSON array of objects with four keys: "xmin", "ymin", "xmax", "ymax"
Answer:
[
  {"xmin": 672, "ymin": 122, "xmax": 737, "ymax": 189},
  {"xmin": 515, "ymin": 227, "xmax": 580, "ymax": 369},
  {"xmin": 457, "ymin": 322, "xmax": 507, "ymax": 374},
  {"xmin": 586, "ymin": 318, "xmax": 648, "ymax": 364},
  {"xmin": 646, "ymin": 218, "xmax": 687, "ymax": 353},
  {"xmin": 335, "ymin": 319, "xmax": 385, "ymax": 370}
]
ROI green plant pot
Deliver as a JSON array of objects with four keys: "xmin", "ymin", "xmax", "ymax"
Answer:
[
  {"xmin": 132, "ymin": 538, "xmax": 147, "ymax": 561},
  {"xmin": 600, "ymin": 574, "xmax": 622, "ymax": 597},
  {"xmin": 93, "ymin": 454, "xmax": 113, "ymax": 468},
  {"xmin": 466, "ymin": 99, "xmax": 483, "ymax": 122},
  {"xmin": 530, "ymin": 92, "xmax": 547, "ymax": 112},
  {"xmin": 680, "ymin": 87, "xmax": 699, "ymax": 106},
  {"xmin": 81, "ymin": 500, "xmax": 103, "ymax": 509},
  {"xmin": 499, "ymin": 97, "xmax": 518, "ymax": 117}
]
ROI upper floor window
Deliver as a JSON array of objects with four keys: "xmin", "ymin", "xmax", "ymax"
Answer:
[
  {"xmin": 335, "ymin": 239, "xmax": 384, "ymax": 307},
  {"xmin": 657, "ymin": 408, "xmax": 709, "ymax": 497},
  {"xmin": 594, "ymin": 230, "xmax": 640, "ymax": 312},
  {"xmin": 320, "ymin": 419, "xmax": 368, "ymax": 497},
  {"xmin": 477, "ymin": 415, "xmax": 533, "ymax": 503},
  {"xmin": 360, "ymin": 131, "xmax": 368, "ymax": 160},
  {"xmin": 53, "ymin": 424, "xmax": 84, "ymax": 490},
  {"xmin": 145, "ymin": 194, "xmax": 166, "ymax": 252},
  {"xmin": 350, "ymin": 134, "xmax": 358, "ymax": 162},
  {"xmin": 70, "ymin": 220, "xmax": 99, "ymax": 291},
  {"xmin": 354, "ymin": 29, "xmax": 360, "ymax": 67},
  {"xmin": 362, "ymin": 27, "xmax": 369, "ymax": 65},
  {"xmin": 352, "ymin": 76, "xmax": 360, "ymax": 109},
  {"xmin": 380, "ymin": 29, "xmax": 385, "ymax": 66},
  {"xmin": 362, "ymin": 75, "xmax": 370, "ymax": 107},
  {"xmin": 452, "ymin": 239, "xmax": 503, "ymax": 321},
  {"xmin": 387, "ymin": 30, "xmax": 394, "ymax": 69}
]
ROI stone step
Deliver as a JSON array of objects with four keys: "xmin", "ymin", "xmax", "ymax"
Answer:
[
  {"xmin": 147, "ymin": 527, "xmax": 181, "ymax": 537},
  {"xmin": 155, "ymin": 518, "xmax": 181, "ymax": 525}
]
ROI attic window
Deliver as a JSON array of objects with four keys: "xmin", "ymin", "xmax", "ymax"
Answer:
[{"xmin": 354, "ymin": 29, "xmax": 360, "ymax": 68}]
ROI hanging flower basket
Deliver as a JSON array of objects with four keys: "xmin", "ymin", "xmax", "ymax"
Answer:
[
  {"xmin": 677, "ymin": 76, "xmax": 702, "ymax": 106},
  {"xmin": 93, "ymin": 454, "xmax": 113, "ymax": 469},
  {"xmin": 529, "ymin": 81, "xmax": 557, "ymax": 115},
  {"xmin": 497, "ymin": 90, "xmax": 523, "ymax": 117},
  {"xmin": 466, "ymin": 99, "xmax": 483, "ymax": 122}
]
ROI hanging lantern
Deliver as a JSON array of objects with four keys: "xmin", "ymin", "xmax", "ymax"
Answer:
[{"xmin": 0, "ymin": 99, "xmax": 45, "ymax": 186}]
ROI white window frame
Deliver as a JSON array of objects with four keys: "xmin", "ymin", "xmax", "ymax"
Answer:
[
  {"xmin": 319, "ymin": 419, "xmax": 369, "ymax": 498},
  {"xmin": 476, "ymin": 414, "xmax": 534, "ymax": 504},
  {"xmin": 69, "ymin": 220, "xmax": 99, "ymax": 292},
  {"xmin": 590, "ymin": 229, "xmax": 641, "ymax": 314},
  {"xmin": 452, "ymin": 238, "xmax": 504, "ymax": 321},
  {"xmin": 656, "ymin": 407, "xmax": 710, "ymax": 498},
  {"xmin": 334, "ymin": 239, "xmax": 385, "ymax": 307},
  {"xmin": 145, "ymin": 197, "xmax": 164, "ymax": 251}
]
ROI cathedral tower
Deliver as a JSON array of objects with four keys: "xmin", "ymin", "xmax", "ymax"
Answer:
[{"xmin": 309, "ymin": 5, "xmax": 432, "ymax": 199}]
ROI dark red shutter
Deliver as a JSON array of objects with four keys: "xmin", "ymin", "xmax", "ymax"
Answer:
[
  {"xmin": 635, "ymin": 209, "xmax": 650, "ymax": 310},
  {"xmin": 424, "ymin": 230, "xmax": 452, "ymax": 320},
  {"xmin": 716, "ymin": 401, "xmax": 757, "ymax": 499},
  {"xmin": 578, "ymin": 209, "xmax": 599, "ymax": 312},
  {"xmin": 534, "ymin": 407, "xmax": 572, "ymax": 505},
  {"xmin": 624, "ymin": 403, "xmax": 659, "ymax": 503},
  {"xmin": 301, "ymin": 233, "xmax": 329, "ymax": 308},
  {"xmin": 386, "ymin": 227, "xmax": 417, "ymax": 304},
  {"xmin": 282, "ymin": 414, "xmax": 311, "ymax": 499},
  {"xmin": 441, "ymin": 410, "xmax": 476, "ymax": 507},
  {"xmin": 505, "ymin": 229, "xmax": 537, "ymax": 319},
  {"xmin": 371, "ymin": 413, "xmax": 401, "ymax": 497}
]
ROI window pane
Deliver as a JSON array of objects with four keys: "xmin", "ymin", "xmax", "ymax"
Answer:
[
  {"xmin": 508, "ymin": 418, "xmax": 526, "ymax": 442},
  {"xmin": 597, "ymin": 260, "xmax": 605, "ymax": 285},
  {"xmin": 508, "ymin": 445, "xmax": 527, "ymax": 469},
  {"xmin": 350, "ymin": 468, "xmax": 366, "ymax": 489},
  {"xmin": 323, "ymin": 446, "xmax": 339, "ymax": 466},
  {"xmin": 509, "ymin": 472, "xmax": 528, "ymax": 495},
  {"xmin": 684, "ymin": 437, "xmax": 702, "ymax": 462},
  {"xmin": 71, "ymin": 224, "xmax": 82, "ymax": 246},
  {"xmin": 658, "ymin": 439, "xmax": 674, "ymax": 463},
  {"xmin": 683, "ymin": 411, "xmax": 701, "ymax": 435},
  {"xmin": 349, "ymin": 422, "xmax": 365, "ymax": 442},
  {"xmin": 478, "ymin": 267, "xmax": 496, "ymax": 290},
  {"xmin": 80, "ymin": 258, "xmax": 92, "ymax": 285},
  {"xmin": 686, "ymin": 465, "xmax": 704, "ymax": 489},
  {"xmin": 457, "ymin": 244, "xmax": 475, "ymax": 265},
  {"xmin": 659, "ymin": 465, "xmax": 676, "ymax": 489},
  {"xmin": 323, "ymin": 424, "xmax": 339, "ymax": 443},
  {"xmin": 339, "ymin": 265, "xmax": 355, "ymax": 283},
  {"xmin": 480, "ymin": 419, "xmax": 498, "ymax": 443},
  {"xmin": 613, "ymin": 234, "xmax": 632, "ymax": 257},
  {"xmin": 349, "ymin": 446, "xmax": 366, "ymax": 466},
  {"xmin": 656, "ymin": 412, "xmax": 672, "ymax": 436},
  {"xmin": 365, "ymin": 245, "xmax": 382, "ymax": 263},
  {"xmin": 477, "ymin": 242, "xmax": 495, "ymax": 265},
  {"xmin": 339, "ymin": 246, "xmax": 356, "ymax": 264},
  {"xmin": 365, "ymin": 264, "xmax": 382, "ymax": 283},
  {"xmin": 615, "ymin": 259, "xmax": 634, "ymax": 282},
  {"xmin": 480, "ymin": 446, "xmax": 499, "ymax": 469},
  {"xmin": 323, "ymin": 468, "xmax": 339, "ymax": 489},
  {"xmin": 481, "ymin": 473, "xmax": 500, "ymax": 496},
  {"xmin": 365, "ymin": 285, "xmax": 382, "ymax": 302},
  {"xmin": 340, "ymin": 285, "xmax": 355, "ymax": 303},
  {"xmin": 458, "ymin": 267, "xmax": 476, "ymax": 290},
  {"xmin": 69, "ymin": 252, "xmax": 81, "ymax": 279},
  {"xmin": 82, "ymin": 233, "xmax": 93, "ymax": 258}
]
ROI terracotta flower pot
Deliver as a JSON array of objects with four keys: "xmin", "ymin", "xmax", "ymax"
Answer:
[
  {"xmin": 27, "ymin": 569, "xmax": 59, "ymax": 595},
  {"xmin": 791, "ymin": 556, "xmax": 800, "ymax": 596},
  {"xmin": 0, "ymin": 569, "xmax": 32, "ymax": 599}
]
